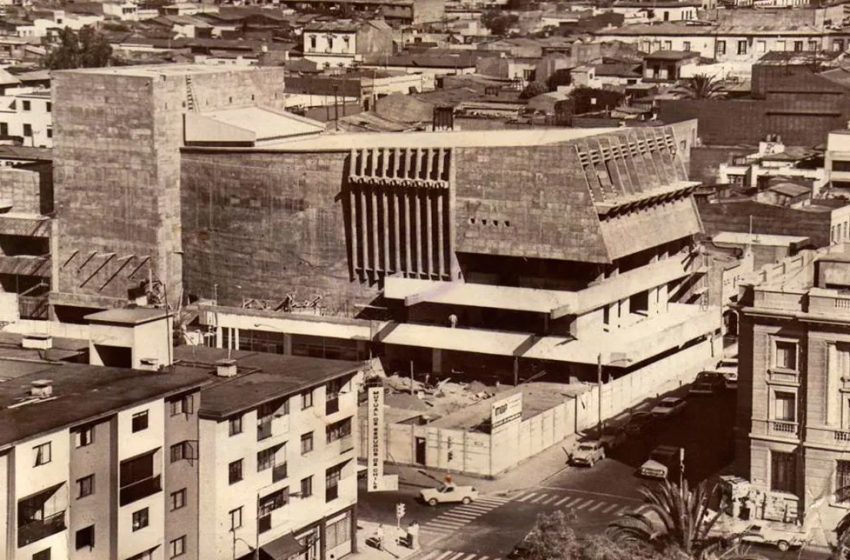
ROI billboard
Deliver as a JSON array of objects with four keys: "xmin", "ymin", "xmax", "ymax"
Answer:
[
  {"xmin": 366, "ymin": 384, "xmax": 385, "ymax": 492},
  {"xmin": 491, "ymin": 392, "xmax": 523, "ymax": 431}
]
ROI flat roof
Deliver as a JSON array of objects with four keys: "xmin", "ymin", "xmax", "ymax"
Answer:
[
  {"xmin": 56, "ymin": 63, "xmax": 263, "ymax": 78},
  {"xmin": 172, "ymin": 347, "xmax": 363, "ymax": 419},
  {"xmin": 713, "ymin": 231, "xmax": 809, "ymax": 246},
  {"xmin": 86, "ymin": 307, "xmax": 171, "ymax": 325},
  {"xmin": 259, "ymin": 127, "xmax": 618, "ymax": 151},
  {"xmin": 0, "ymin": 360, "xmax": 210, "ymax": 449}
]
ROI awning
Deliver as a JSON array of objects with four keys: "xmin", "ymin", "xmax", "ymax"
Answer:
[
  {"xmin": 262, "ymin": 532, "xmax": 305, "ymax": 560},
  {"xmin": 379, "ymin": 323, "xmax": 532, "ymax": 357}
]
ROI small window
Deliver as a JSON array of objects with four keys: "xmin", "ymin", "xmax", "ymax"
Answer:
[
  {"xmin": 683, "ymin": 41, "xmax": 691, "ymax": 51},
  {"xmin": 46, "ymin": 128, "xmax": 52, "ymax": 139},
  {"xmin": 717, "ymin": 40, "xmax": 726, "ymax": 55},
  {"xmin": 230, "ymin": 506, "xmax": 243, "ymax": 530},
  {"xmin": 774, "ymin": 391, "xmax": 796, "ymax": 422},
  {"xmin": 46, "ymin": 102, "xmax": 51, "ymax": 113},
  {"xmin": 75, "ymin": 426, "xmax": 94, "ymax": 448},
  {"xmin": 229, "ymin": 459, "xmax": 243, "ymax": 484},
  {"xmin": 23, "ymin": 124, "xmax": 32, "ymax": 137},
  {"xmin": 302, "ymin": 390, "xmax": 314, "ymax": 410},
  {"xmin": 22, "ymin": 100, "xmax": 31, "ymax": 111},
  {"xmin": 301, "ymin": 476, "xmax": 313, "ymax": 497},
  {"xmin": 837, "ymin": 460, "xmax": 850, "ymax": 502},
  {"xmin": 257, "ymin": 447, "xmax": 277, "ymax": 471},
  {"xmin": 170, "ymin": 441, "xmax": 195, "ymax": 463},
  {"xmin": 229, "ymin": 415, "xmax": 242, "ymax": 436},
  {"xmin": 132, "ymin": 508, "xmax": 149, "ymax": 531},
  {"xmin": 77, "ymin": 474, "xmax": 94, "ymax": 498},
  {"xmin": 301, "ymin": 432, "xmax": 314, "ymax": 455},
  {"xmin": 170, "ymin": 394, "xmax": 194, "ymax": 416},
  {"xmin": 774, "ymin": 340, "xmax": 798, "ymax": 371},
  {"xmin": 171, "ymin": 488, "xmax": 186, "ymax": 511},
  {"xmin": 34, "ymin": 442, "xmax": 51, "ymax": 466},
  {"xmin": 75, "ymin": 525, "xmax": 95, "ymax": 550},
  {"xmin": 132, "ymin": 411, "xmax": 149, "ymax": 432},
  {"xmin": 737, "ymin": 40, "xmax": 747, "ymax": 55},
  {"xmin": 32, "ymin": 549, "xmax": 50, "ymax": 560},
  {"xmin": 170, "ymin": 536, "xmax": 186, "ymax": 558}
]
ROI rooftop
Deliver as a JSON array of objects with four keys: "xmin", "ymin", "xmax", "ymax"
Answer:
[
  {"xmin": 56, "ymin": 63, "xmax": 262, "ymax": 78},
  {"xmin": 172, "ymin": 346, "xmax": 363, "ymax": 419},
  {"xmin": 85, "ymin": 307, "xmax": 171, "ymax": 325},
  {"xmin": 0, "ymin": 361, "xmax": 210, "ymax": 449},
  {"xmin": 712, "ymin": 231, "xmax": 810, "ymax": 247}
]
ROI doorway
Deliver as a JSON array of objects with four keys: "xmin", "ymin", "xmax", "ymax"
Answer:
[{"xmin": 415, "ymin": 437, "xmax": 426, "ymax": 465}]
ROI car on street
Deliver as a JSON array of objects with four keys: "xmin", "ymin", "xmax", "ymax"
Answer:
[
  {"xmin": 624, "ymin": 411, "xmax": 654, "ymax": 435},
  {"xmin": 420, "ymin": 483, "xmax": 478, "ymax": 506},
  {"xmin": 651, "ymin": 397, "xmax": 686, "ymax": 417},
  {"xmin": 570, "ymin": 441, "xmax": 606, "ymax": 467},
  {"xmin": 638, "ymin": 445, "xmax": 682, "ymax": 479},
  {"xmin": 739, "ymin": 524, "xmax": 806, "ymax": 552},
  {"xmin": 703, "ymin": 358, "xmax": 738, "ymax": 390},
  {"xmin": 599, "ymin": 425, "xmax": 628, "ymax": 451},
  {"xmin": 689, "ymin": 372, "xmax": 725, "ymax": 395},
  {"xmin": 723, "ymin": 371, "xmax": 738, "ymax": 390}
]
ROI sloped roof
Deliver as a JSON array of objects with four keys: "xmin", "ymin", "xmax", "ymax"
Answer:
[{"xmin": 0, "ymin": 69, "xmax": 21, "ymax": 87}]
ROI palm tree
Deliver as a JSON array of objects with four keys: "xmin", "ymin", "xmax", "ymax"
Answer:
[
  {"xmin": 606, "ymin": 480, "xmax": 727, "ymax": 558},
  {"xmin": 680, "ymin": 73, "xmax": 725, "ymax": 99}
]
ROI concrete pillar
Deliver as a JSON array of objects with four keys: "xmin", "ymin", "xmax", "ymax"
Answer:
[
  {"xmin": 283, "ymin": 333, "xmax": 292, "ymax": 355},
  {"xmin": 413, "ymin": 189, "xmax": 422, "ymax": 275},
  {"xmin": 382, "ymin": 188, "xmax": 390, "ymax": 275},
  {"xmin": 350, "ymin": 187, "xmax": 360, "ymax": 276},
  {"xmin": 371, "ymin": 190, "xmax": 380, "ymax": 274},
  {"xmin": 215, "ymin": 326, "xmax": 223, "ymax": 349},
  {"xmin": 412, "ymin": 148, "xmax": 420, "ymax": 179},
  {"xmin": 425, "ymin": 191, "xmax": 433, "ymax": 276},
  {"xmin": 432, "ymin": 348, "xmax": 442, "ymax": 373},
  {"xmin": 425, "ymin": 148, "xmax": 434, "ymax": 181},
  {"xmin": 403, "ymin": 190, "xmax": 412, "ymax": 275},
  {"xmin": 360, "ymin": 188, "xmax": 369, "ymax": 274},
  {"xmin": 394, "ymin": 148, "xmax": 403, "ymax": 178},
  {"xmin": 435, "ymin": 192, "xmax": 444, "ymax": 277},
  {"xmin": 436, "ymin": 148, "xmax": 445, "ymax": 181}
]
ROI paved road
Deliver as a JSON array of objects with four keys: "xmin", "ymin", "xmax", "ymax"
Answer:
[{"xmin": 358, "ymin": 389, "xmax": 829, "ymax": 560}]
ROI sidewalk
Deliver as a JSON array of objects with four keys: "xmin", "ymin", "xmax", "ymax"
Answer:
[
  {"xmin": 388, "ymin": 432, "xmax": 581, "ymax": 498},
  {"xmin": 350, "ymin": 520, "xmax": 420, "ymax": 560}
]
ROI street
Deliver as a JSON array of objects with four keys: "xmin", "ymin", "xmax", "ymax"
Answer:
[{"xmin": 358, "ymin": 389, "xmax": 831, "ymax": 560}]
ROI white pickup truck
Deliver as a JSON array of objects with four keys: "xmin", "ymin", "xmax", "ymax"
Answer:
[{"xmin": 420, "ymin": 483, "xmax": 478, "ymax": 506}]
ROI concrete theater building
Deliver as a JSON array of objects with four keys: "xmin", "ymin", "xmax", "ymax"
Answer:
[{"xmin": 49, "ymin": 64, "xmax": 721, "ymax": 426}]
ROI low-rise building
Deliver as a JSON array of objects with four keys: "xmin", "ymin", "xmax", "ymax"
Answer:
[
  {"xmin": 302, "ymin": 20, "xmax": 394, "ymax": 69},
  {"xmin": 0, "ymin": 88, "xmax": 52, "ymax": 147}
]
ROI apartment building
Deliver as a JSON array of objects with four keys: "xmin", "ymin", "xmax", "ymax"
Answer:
[
  {"xmin": 736, "ymin": 245, "xmax": 850, "ymax": 531},
  {"xmin": 190, "ymin": 347, "xmax": 361, "ymax": 560},
  {"xmin": 302, "ymin": 20, "xmax": 393, "ymax": 69},
  {"xmin": 0, "ymin": 88, "xmax": 52, "ymax": 148},
  {"xmin": 0, "ymin": 361, "xmax": 209, "ymax": 560}
]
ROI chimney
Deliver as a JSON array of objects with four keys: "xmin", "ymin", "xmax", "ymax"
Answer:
[
  {"xmin": 22, "ymin": 333, "xmax": 52, "ymax": 350},
  {"xmin": 216, "ymin": 358, "xmax": 238, "ymax": 378},
  {"xmin": 30, "ymin": 379, "xmax": 53, "ymax": 399}
]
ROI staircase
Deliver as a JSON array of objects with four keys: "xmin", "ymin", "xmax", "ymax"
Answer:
[{"xmin": 185, "ymin": 76, "xmax": 197, "ymax": 112}]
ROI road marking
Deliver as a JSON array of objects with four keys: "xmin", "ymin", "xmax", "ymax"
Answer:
[
  {"xmin": 588, "ymin": 502, "xmax": 606, "ymax": 512},
  {"xmin": 460, "ymin": 554, "xmax": 478, "ymax": 560},
  {"xmin": 447, "ymin": 552, "xmax": 466, "ymax": 560},
  {"xmin": 479, "ymin": 497, "xmax": 510, "ymax": 503},
  {"xmin": 542, "ymin": 495, "xmax": 560, "ymax": 505},
  {"xmin": 433, "ymin": 552, "xmax": 455, "ymax": 560},
  {"xmin": 538, "ymin": 486, "xmax": 641, "ymax": 502},
  {"xmin": 458, "ymin": 505, "xmax": 493, "ymax": 513},
  {"xmin": 429, "ymin": 519, "xmax": 467, "ymax": 527},
  {"xmin": 574, "ymin": 499, "xmax": 594, "ymax": 510},
  {"xmin": 603, "ymin": 503, "xmax": 619, "ymax": 513},
  {"xmin": 442, "ymin": 513, "xmax": 479, "ymax": 521},
  {"xmin": 529, "ymin": 494, "xmax": 548, "ymax": 504},
  {"xmin": 516, "ymin": 492, "xmax": 536, "ymax": 502},
  {"xmin": 554, "ymin": 496, "xmax": 572, "ymax": 506},
  {"xmin": 563, "ymin": 497, "xmax": 584, "ymax": 508}
]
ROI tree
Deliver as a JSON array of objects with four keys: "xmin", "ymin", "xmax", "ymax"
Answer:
[
  {"xmin": 44, "ymin": 26, "xmax": 112, "ymax": 70},
  {"xmin": 481, "ymin": 9, "xmax": 519, "ymax": 36},
  {"xmin": 520, "ymin": 81, "xmax": 548, "ymax": 99},
  {"xmin": 681, "ymin": 73, "xmax": 724, "ymax": 99}
]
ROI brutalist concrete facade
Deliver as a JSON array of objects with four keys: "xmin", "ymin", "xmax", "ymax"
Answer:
[{"xmin": 51, "ymin": 65, "xmax": 286, "ymax": 316}]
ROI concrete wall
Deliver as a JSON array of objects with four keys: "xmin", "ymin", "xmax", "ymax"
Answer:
[
  {"xmin": 164, "ymin": 390, "xmax": 200, "ymax": 560},
  {"xmin": 68, "ymin": 418, "xmax": 114, "ymax": 560},
  {"xmin": 0, "ymin": 167, "xmax": 43, "ymax": 214},
  {"xmin": 697, "ymin": 199, "xmax": 831, "ymax": 248}
]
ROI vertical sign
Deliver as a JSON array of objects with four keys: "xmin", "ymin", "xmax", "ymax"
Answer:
[
  {"xmin": 367, "ymin": 383, "xmax": 385, "ymax": 492},
  {"xmin": 490, "ymin": 392, "xmax": 523, "ymax": 433}
]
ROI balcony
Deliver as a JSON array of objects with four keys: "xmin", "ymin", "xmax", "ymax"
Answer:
[
  {"xmin": 326, "ymin": 396, "xmax": 340, "ymax": 416},
  {"xmin": 770, "ymin": 420, "xmax": 798, "ymax": 437},
  {"xmin": 119, "ymin": 475, "xmax": 161, "ymax": 506},
  {"xmin": 272, "ymin": 462, "xmax": 288, "ymax": 483},
  {"xmin": 258, "ymin": 419, "xmax": 272, "ymax": 441},
  {"xmin": 805, "ymin": 426, "xmax": 850, "ymax": 448},
  {"xmin": 18, "ymin": 511, "xmax": 66, "ymax": 547}
]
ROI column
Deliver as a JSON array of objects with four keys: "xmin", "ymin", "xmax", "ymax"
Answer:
[
  {"xmin": 435, "ymin": 191, "xmax": 444, "ymax": 278},
  {"xmin": 350, "ymin": 187, "xmax": 360, "ymax": 276},
  {"xmin": 382, "ymin": 187, "xmax": 390, "ymax": 275},
  {"xmin": 413, "ymin": 188, "xmax": 422, "ymax": 275},
  {"xmin": 425, "ymin": 190, "xmax": 433, "ymax": 277},
  {"xmin": 283, "ymin": 333, "xmax": 292, "ymax": 355},
  {"xmin": 371, "ymin": 189, "xmax": 380, "ymax": 274},
  {"xmin": 403, "ymin": 190, "xmax": 412, "ymax": 275},
  {"xmin": 360, "ymin": 187, "xmax": 369, "ymax": 275}
]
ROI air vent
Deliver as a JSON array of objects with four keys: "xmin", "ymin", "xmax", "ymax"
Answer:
[
  {"xmin": 216, "ymin": 358, "xmax": 237, "ymax": 378},
  {"xmin": 30, "ymin": 379, "xmax": 53, "ymax": 398},
  {"xmin": 22, "ymin": 333, "xmax": 52, "ymax": 350}
]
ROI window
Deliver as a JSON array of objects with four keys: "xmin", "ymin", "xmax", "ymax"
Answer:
[
  {"xmin": 170, "ymin": 394, "xmax": 194, "ymax": 416},
  {"xmin": 834, "ymin": 160, "xmax": 850, "ymax": 172},
  {"xmin": 119, "ymin": 451, "xmax": 159, "ymax": 506},
  {"xmin": 22, "ymin": 100, "xmax": 30, "ymax": 111},
  {"xmin": 737, "ymin": 40, "xmax": 747, "ymax": 55},
  {"xmin": 301, "ymin": 476, "xmax": 313, "ymax": 498},
  {"xmin": 229, "ymin": 507, "xmax": 243, "ymax": 530},
  {"xmin": 835, "ymin": 39, "xmax": 845, "ymax": 52},
  {"xmin": 771, "ymin": 451, "xmax": 796, "ymax": 493},
  {"xmin": 132, "ymin": 508, "xmax": 149, "ymax": 531},
  {"xmin": 23, "ymin": 124, "xmax": 32, "ymax": 137},
  {"xmin": 128, "ymin": 550, "xmax": 155, "ymax": 560},
  {"xmin": 794, "ymin": 40, "xmax": 804, "ymax": 51},
  {"xmin": 774, "ymin": 340, "xmax": 798, "ymax": 371},
  {"xmin": 774, "ymin": 392, "xmax": 796, "ymax": 422},
  {"xmin": 34, "ymin": 442, "xmax": 51, "ymax": 466},
  {"xmin": 33, "ymin": 550, "xmax": 50, "ymax": 560},
  {"xmin": 229, "ymin": 459, "xmax": 243, "ymax": 484},
  {"xmin": 301, "ymin": 432, "xmax": 314, "ymax": 455},
  {"xmin": 326, "ymin": 464, "xmax": 343, "ymax": 502},
  {"xmin": 809, "ymin": 40, "xmax": 818, "ymax": 51},
  {"xmin": 75, "ymin": 525, "xmax": 95, "ymax": 550},
  {"xmin": 259, "ymin": 487, "xmax": 289, "ymax": 516},
  {"xmin": 77, "ymin": 474, "xmax": 94, "ymax": 498},
  {"xmin": 131, "ymin": 411, "xmax": 149, "ymax": 432},
  {"xmin": 229, "ymin": 415, "xmax": 243, "ymax": 436},
  {"xmin": 838, "ymin": 461, "xmax": 850, "ymax": 502},
  {"xmin": 46, "ymin": 128, "xmax": 52, "ymax": 139},
  {"xmin": 717, "ymin": 40, "xmax": 726, "ymax": 55},
  {"xmin": 756, "ymin": 40, "xmax": 766, "ymax": 53},
  {"xmin": 326, "ymin": 417, "xmax": 352, "ymax": 443},
  {"xmin": 302, "ymin": 390, "xmax": 314, "ymax": 409},
  {"xmin": 170, "ymin": 536, "xmax": 186, "ymax": 558},
  {"xmin": 309, "ymin": 35, "xmax": 316, "ymax": 50},
  {"xmin": 75, "ymin": 426, "xmax": 94, "ymax": 448},
  {"xmin": 326, "ymin": 512, "xmax": 352, "ymax": 551},
  {"xmin": 683, "ymin": 41, "xmax": 691, "ymax": 51},
  {"xmin": 170, "ymin": 441, "xmax": 195, "ymax": 463},
  {"xmin": 777, "ymin": 40, "xmax": 786, "ymax": 51},
  {"xmin": 46, "ymin": 102, "xmax": 51, "ymax": 113},
  {"xmin": 663, "ymin": 40, "xmax": 672, "ymax": 50},
  {"xmin": 0, "ymin": 123, "xmax": 6, "ymax": 136},
  {"xmin": 170, "ymin": 488, "xmax": 186, "ymax": 511},
  {"xmin": 257, "ymin": 446, "xmax": 279, "ymax": 471}
]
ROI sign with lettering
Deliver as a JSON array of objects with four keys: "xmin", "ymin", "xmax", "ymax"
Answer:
[
  {"xmin": 367, "ymin": 384, "xmax": 385, "ymax": 492},
  {"xmin": 491, "ymin": 392, "xmax": 523, "ymax": 431}
]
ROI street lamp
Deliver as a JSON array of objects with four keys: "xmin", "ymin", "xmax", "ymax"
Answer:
[{"xmin": 596, "ymin": 352, "xmax": 633, "ymax": 437}]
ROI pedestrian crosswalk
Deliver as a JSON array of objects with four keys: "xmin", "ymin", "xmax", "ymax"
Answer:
[
  {"xmin": 419, "ymin": 549, "xmax": 504, "ymax": 560},
  {"xmin": 420, "ymin": 496, "xmax": 511, "ymax": 538},
  {"xmin": 508, "ymin": 490, "xmax": 636, "ymax": 516}
]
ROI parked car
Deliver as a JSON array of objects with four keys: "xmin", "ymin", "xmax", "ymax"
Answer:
[
  {"xmin": 638, "ymin": 445, "xmax": 682, "ymax": 480},
  {"xmin": 599, "ymin": 425, "xmax": 628, "ymax": 451},
  {"xmin": 703, "ymin": 359, "xmax": 738, "ymax": 390},
  {"xmin": 723, "ymin": 371, "xmax": 738, "ymax": 390},
  {"xmin": 689, "ymin": 373, "xmax": 724, "ymax": 395},
  {"xmin": 420, "ymin": 483, "xmax": 478, "ymax": 506},
  {"xmin": 624, "ymin": 411, "xmax": 654, "ymax": 435},
  {"xmin": 739, "ymin": 524, "xmax": 806, "ymax": 552},
  {"xmin": 651, "ymin": 397, "xmax": 686, "ymax": 417},
  {"xmin": 570, "ymin": 441, "xmax": 606, "ymax": 467}
]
